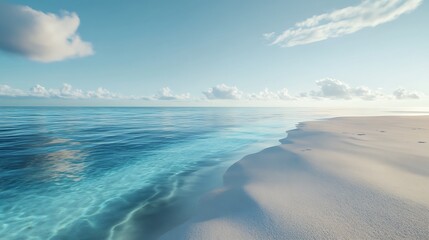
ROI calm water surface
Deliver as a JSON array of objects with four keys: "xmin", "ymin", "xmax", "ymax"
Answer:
[{"xmin": 0, "ymin": 107, "xmax": 389, "ymax": 239}]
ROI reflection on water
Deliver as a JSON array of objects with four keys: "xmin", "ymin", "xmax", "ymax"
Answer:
[
  {"xmin": 43, "ymin": 149, "xmax": 86, "ymax": 181},
  {"xmin": 0, "ymin": 107, "xmax": 403, "ymax": 240},
  {"xmin": 46, "ymin": 138, "xmax": 72, "ymax": 145}
]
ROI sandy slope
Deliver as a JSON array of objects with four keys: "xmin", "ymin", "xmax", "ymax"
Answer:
[{"xmin": 161, "ymin": 116, "xmax": 429, "ymax": 239}]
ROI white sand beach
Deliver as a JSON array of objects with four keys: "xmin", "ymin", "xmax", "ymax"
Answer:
[{"xmin": 161, "ymin": 116, "xmax": 429, "ymax": 239}]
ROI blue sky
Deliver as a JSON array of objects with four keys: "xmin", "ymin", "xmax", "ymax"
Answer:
[{"xmin": 0, "ymin": 0, "xmax": 428, "ymax": 106}]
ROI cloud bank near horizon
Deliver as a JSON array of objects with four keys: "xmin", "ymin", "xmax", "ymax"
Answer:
[
  {"xmin": 1, "ymin": 79, "xmax": 423, "ymax": 102},
  {"xmin": 155, "ymin": 87, "xmax": 191, "ymax": 100},
  {"xmin": 266, "ymin": 0, "xmax": 422, "ymax": 47},
  {"xmin": 0, "ymin": 84, "xmax": 120, "ymax": 99},
  {"xmin": 308, "ymin": 78, "xmax": 386, "ymax": 100},
  {"xmin": 0, "ymin": 3, "xmax": 93, "ymax": 62},
  {"xmin": 203, "ymin": 84, "xmax": 244, "ymax": 100},
  {"xmin": 393, "ymin": 88, "xmax": 423, "ymax": 99},
  {"xmin": 203, "ymin": 81, "xmax": 423, "ymax": 101},
  {"xmin": 0, "ymin": 84, "xmax": 192, "ymax": 101},
  {"xmin": 202, "ymin": 84, "xmax": 296, "ymax": 101}
]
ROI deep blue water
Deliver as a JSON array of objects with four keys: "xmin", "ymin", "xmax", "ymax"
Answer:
[{"xmin": 0, "ymin": 107, "xmax": 346, "ymax": 239}]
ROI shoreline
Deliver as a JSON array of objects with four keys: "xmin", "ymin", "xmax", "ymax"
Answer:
[{"xmin": 161, "ymin": 115, "xmax": 429, "ymax": 239}]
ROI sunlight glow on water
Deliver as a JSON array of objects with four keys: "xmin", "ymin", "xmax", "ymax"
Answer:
[{"xmin": 0, "ymin": 107, "xmax": 361, "ymax": 239}]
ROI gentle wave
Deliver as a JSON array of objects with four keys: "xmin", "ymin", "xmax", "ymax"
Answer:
[{"xmin": 0, "ymin": 107, "xmax": 331, "ymax": 240}]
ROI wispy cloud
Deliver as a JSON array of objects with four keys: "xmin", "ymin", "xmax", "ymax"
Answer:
[
  {"xmin": 0, "ymin": 3, "xmax": 93, "ymax": 62},
  {"xmin": 267, "ymin": 0, "xmax": 422, "ymax": 47}
]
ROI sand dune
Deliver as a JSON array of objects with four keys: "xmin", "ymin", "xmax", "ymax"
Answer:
[{"xmin": 161, "ymin": 116, "xmax": 429, "ymax": 240}]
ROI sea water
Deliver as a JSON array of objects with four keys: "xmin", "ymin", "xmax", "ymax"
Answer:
[{"xmin": 0, "ymin": 107, "xmax": 362, "ymax": 239}]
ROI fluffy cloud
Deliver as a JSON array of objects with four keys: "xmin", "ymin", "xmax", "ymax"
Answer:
[
  {"xmin": 203, "ymin": 84, "xmax": 243, "ymax": 100},
  {"xmin": 0, "ymin": 85, "xmax": 26, "ymax": 97},
  {"xmin": 28, "ymin": 84, "xmax": 94, "ymax": 98},
  {"xmin": 0, "ymin": 3, "xmax": 93, "ymax": 62},
  {"xmin": 202, "ymin": 81, "xmax": 423, "ymax": 102},
  {"xmin": 309, "ymin": 78, "xmax": 385, "ymax": 100},
  {"xmin": 393, "ymin": 88, "xmax": 423, "ymax": 99},
  {"xmin": 29, "ymin": 84, "xmax": 52, "ymax": 97},
  {"xmin": 203, "ymin": 85, "xmax": 295, "ymax": 101},
  {"xmin": 350, "ymin": 86, "xmax": 384, "ymax": 101},
  {"xmin": 154, "ymin": 87, "xmax": 190, "ymax": 100},
  {"xmin": 249, "ymin": 88, "xmax": 296, "ymax": 101},
  {"xmin": 267, "ymin": 0, "xmax": 422, "ymax": 47},
  {"xmin": 0, "ymin": 84, "xmax": 192, "ymax": 101},
  {"xmin": 0, "ymin": 84, "xmax": 119, "ymax": 99},
  {"xmin": 1, "ymin": 82, "xmax": 424, "ymax": 102},
  {"xmin": 87, "ymin": 87, "xmax": 119, "ymax": 99},
  {"xmin": 312, "ymin": 78, "xmax": 352, "ymax": 99}
]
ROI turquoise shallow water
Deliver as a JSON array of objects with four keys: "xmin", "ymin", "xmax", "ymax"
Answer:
[{"xmin": 0, "ymin": 107, "xmax": 352, "ymax": 239}]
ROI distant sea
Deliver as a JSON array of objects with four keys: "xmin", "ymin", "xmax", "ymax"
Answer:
[{"xmin": 0, "ymin": 107, "xmax": 405, "ymax": 240}]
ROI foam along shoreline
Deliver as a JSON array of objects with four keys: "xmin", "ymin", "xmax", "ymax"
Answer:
[{"xmin": 161, "ymin": 116, "xmax": 429, "ymax": 239}]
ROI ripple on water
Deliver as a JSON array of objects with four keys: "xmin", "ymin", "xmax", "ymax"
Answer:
[{"xmin": 0, "ymin": 107, "xmax": 324, "ymax": 240}]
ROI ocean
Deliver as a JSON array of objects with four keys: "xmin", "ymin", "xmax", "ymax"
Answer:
[{"xmin": 0, "ymin": 107, "xmax": 382, "ymax": 239}]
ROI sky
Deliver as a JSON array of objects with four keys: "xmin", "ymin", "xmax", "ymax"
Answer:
[{"xmin": 0, "ymin": 0, "xmax": 428, "ymax": 107}]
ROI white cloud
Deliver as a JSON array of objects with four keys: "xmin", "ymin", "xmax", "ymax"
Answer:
[
  {"xmin": 312, "ymin": 78, "xmax": 352, "ymax": 99},
  {"xmin": 308, "ymin": 78, "xmax": 385, "ymax": 100},
  {"xmin": 203, "ymin": 85, "xmax": 294, "ymax": 101},
  {"xmin": 203, "ymin": 85, "xmax": 296, "ymax": 101},
  {"xmin": 87, "ymin": 87, "xmax": 119, "ymax": 99},
  {"xmin": 0, "ymin": 85, "xmax": 26, "ymax": 97},
  {"xmin": 393, "ymin": 88, "xmax": 423, "ymax": 99},
  {"xmin": 0, "ymin": 84, "xmax": 119, "ymax": 99},
  {"xmin": 28, "ymin": 83, "xmax": 92, "ymax": 98},
  {"xmin": 154, "ymin": 87, "xmax": 190, "ymax": 100},
  {"xmin": 0, "ymin": 3, "xmax": 93, "ymax": 62},
  {"xmin": 203, "ymin": 84, "xmax": 243, "ymax": 100},
  {"xmin": 0, "ymin": 84, "xmax": 191, "ymax": 101},
  {"xmin": 1, "ymin": 82, "xmax": 424, "ymax": 102},
  {"xmin": 268, "ymin": 0, "xmax": 422, "ymax": 47},
  {"xmin": 29, "ymin": 84, "xmax": 51, "ymax": 97},
  {"xmin": 263, "ymin": 32, "xmax": 276, "ymax": 40},
  {"xmin": 58, "ymin": 84, "xmax": 87, "ymax": 98},
  {"xmin": 249, "ymin": 88, "xmax": 296, "ymax": 101},
  {"xmin": 277, "ymin": 88, "xmax": 296, "ymax": 100},
  {"xmin": 350, "ymin": 86, "xmax": 385, "ymax": 101}
]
